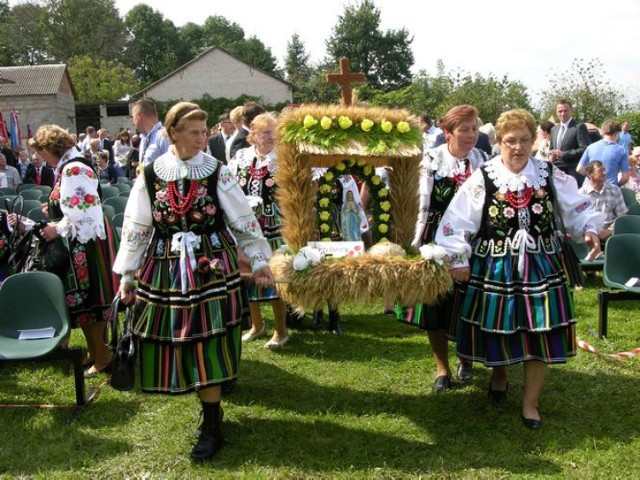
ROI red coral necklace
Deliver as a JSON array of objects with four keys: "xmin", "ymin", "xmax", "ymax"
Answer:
[
  {"xmin": 249, "ymin": 155, "xmax": 270, "ymax": 180},
  {"xmin": 505, "ymin": 186, "xmax": 534, "ymax": 209},
  {"xmin": 167, "ymin": 180, "xmax": 199, "ymax": 215}
]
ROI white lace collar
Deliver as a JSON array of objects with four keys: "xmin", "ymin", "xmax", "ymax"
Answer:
[
  {"xmin": 426, "ymin": 144, "xmax": 481, "ymax": 178},
  {"xmin": 236, "ymin": 146, "xmax": 276, "ymax": 172},
  {"xmin": 485, "ymin": 156, "xmax": 549, "ymax": 193},
  {"xmin": 153, "ymin": 150, "xmax": 217, "ymax": 181}
]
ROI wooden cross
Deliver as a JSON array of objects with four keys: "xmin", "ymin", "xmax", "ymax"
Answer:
[{"xmin": 326, "ymin": 57, "xmax": 366, "ymax": 106}]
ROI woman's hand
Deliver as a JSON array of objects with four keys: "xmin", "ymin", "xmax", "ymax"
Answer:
[
  {"xmin": 119, "ymin": 282, "xmax": 137, "ymax": 305},
  {"xmin": 450, "ymin": 266, "xmax": 470, "ymax": 283},
  {"xmin": 7, "ymin": 213, "xmax": 18, "ymax": 228},
  {"xmin": 584, "ymin": 232, "xmax": 602, "ymax": 261},
  {"xmin": 254, "ymin": 267, "xmax": 275, "ymax": 289},
  {"xmin": 39, "ymin": 223, "xmax": 59, "ymax": 242}
]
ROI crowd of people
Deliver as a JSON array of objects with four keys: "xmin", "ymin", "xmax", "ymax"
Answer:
[{"xmin": 0, "ymin": 96, "xmax": 635, "ymax": 460}]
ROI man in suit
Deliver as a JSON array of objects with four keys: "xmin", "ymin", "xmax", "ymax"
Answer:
[
  {"xmin": 98, "ymin": 129, "xmax": 114, "ymax": 164},
  {"xmin": 549, "ymin": 99, "xmax": 590, "ymax": 183},
  {"xmin": 208, "ymin": 113, "xmax": 235, "ymax": 164},
  {"xmin": 229, "ymin": 101, "xmax": 266, "ymax": 159},
  {"xmin": 23, "ymin": 153, "xmax": 54, "ymax": 188}
]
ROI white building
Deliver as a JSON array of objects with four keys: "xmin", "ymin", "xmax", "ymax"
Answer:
[{"xmin": 136, "ymin": 46, "xmax": 293, "ymax": 105}]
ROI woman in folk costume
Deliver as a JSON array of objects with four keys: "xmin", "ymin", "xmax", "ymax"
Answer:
[
  {"xmin": 32, "ymin": 124, "xmax": 118, "ymax": 377},
  {"xmin": 228, "ymin": 113, "xmax": 290, "ymax": 348},
  {"xmin": 400, "ymin": 105, "xmax": 488, "ymax": 393},
  {"xmin": 113, "ymin": 102, "xmax": 275, "ymax": 460},
  {"xmin": 436, "ymin": 109, "xmax": 603, "ymax": 429}
]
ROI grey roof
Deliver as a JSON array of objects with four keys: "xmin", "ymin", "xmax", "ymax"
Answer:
[{"xmin": 0, "ymin": 64, "xmax": 70, "ymax": 97}]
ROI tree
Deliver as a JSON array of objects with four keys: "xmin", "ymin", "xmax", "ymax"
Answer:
[
  {"xmin": 284, "ymin": 34, "xmax": 313, "ymax": 102},
  {"xmin": 441, "ymin": 72, "xmax": 532, "ymax": 124},
  {"xmin": 369, "ymin": 61, "xmax": 531, "ymax": 124},
  {"xmin": 178, "ymin": 22, "xmax": 206, "ymax": 62},
  {"xmin": 237, "ymin": 36, "xmax": 279, "ymax": 76},
  {"xmin": 539, "ymin": 58, "xmax": 628, "ymax": 124},
  {"xmin": 124, "ymin": 4, "xmax": 182, "ymax": 85},
  {"xmin": 45, "ymin": 0, "xmax": 126, "ymax": 63},
  {"xmin": 200, "ymin": 15, "xmax": 278, "ymax": 75},
  {"xmin": 4, "ymin": 2, "xmax": 50, "ymax": 65},
  {"xmin": 68, "ymin": 55, "xmax": 139, "ymax": 103},
  {"xmin": 0, "ymin": 0, "xmax": 16, "ymax": 65},
  {"xmin": 326, "ymin": 0, "xmax": 413, "ymax": 93}
]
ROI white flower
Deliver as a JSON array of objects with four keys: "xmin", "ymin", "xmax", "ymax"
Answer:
[
  {"xmin": 292, "ymin": 254, "xmax": 311, "ymax": 271},
  {"xmin": 419, "ymin": 243, "xmax": 447, "ymax": 265},
  {"xmin": 292, "ymin": 246, "xmax": 325, "ymax": 271},
  {"xmin": 299, "ymin": 246, "xmax": 324, "ymax": 265}
]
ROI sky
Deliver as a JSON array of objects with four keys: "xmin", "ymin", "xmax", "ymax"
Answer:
[{"xmin": 8, "ymin": 0, "xmax": 640, "ymax": 106}]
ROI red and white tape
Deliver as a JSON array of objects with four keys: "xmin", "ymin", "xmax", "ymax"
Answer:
[{"xmin": 576, "ymin": 339, "xmax": 640, "ymax": 360}]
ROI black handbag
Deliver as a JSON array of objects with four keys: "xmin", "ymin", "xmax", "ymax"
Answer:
[
  {"xmin": 40, "ymin": 239, "xmax": 71, "ymax": 275},
  {"xmin": 106, "ymin": 295, "xmax": 136, "ymax": 391}
]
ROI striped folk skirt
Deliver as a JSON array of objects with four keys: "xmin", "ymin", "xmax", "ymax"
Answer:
[
  {"xmin": 248, "ymin": 212, "xmax": 282, "ymax": 302},
  {"xmin": 396, "ymin": 288, "xmax": 463, "ymax": 337},
  {"xmin": 133, "ymin": 230, "xmax": 248, "ymax": 394},
  {"xmin": 455, "ymin": 250, "xmax": 577, "ymax": 366}
]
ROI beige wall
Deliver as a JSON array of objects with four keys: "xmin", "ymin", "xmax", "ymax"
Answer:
[
  {"xmin": 0, "ymin": 92, "xmax": 75, "ymax": 150},
  {"xmin": 144, "ymin": 49, "xmax": 293, "ymax": 105}
]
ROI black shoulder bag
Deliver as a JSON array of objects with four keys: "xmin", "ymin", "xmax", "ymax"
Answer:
[{"xmin": 106, "ymin": 295, "xmax": 136, "ymax": 391}]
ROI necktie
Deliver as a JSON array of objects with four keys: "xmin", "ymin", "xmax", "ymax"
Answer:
[
  {"xmin": 557, "ymin": 124, "xmax": 566, "ymax": 148},
  {"xmin": 36, "ymin": 168, "xmax": 41, "ymax": 185}
]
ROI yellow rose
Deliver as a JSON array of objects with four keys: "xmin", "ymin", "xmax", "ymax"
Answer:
[
  {"xmin": 360, "ymin": 118, "xmax": 374, "ymax": 132},
  {"xmin": 320, "ymin": 116, "xmax": 332, "ymax": 129},
  {"xmin": 318, "ymin": 198, "xmax": 330, "ymax": 208},
  {"xmin": 303, "ymin": 115, "xmax": 318, "ymax": 129},
  {"xmin": 357, "ymin": 160, "xmax": 365, "ymax": 167},
  {"xmin": 319, "ymin": 184, "xmax": 332, "ymax": 193},
  {"xmin": 319, "ymin": 211, "xmax": 330, "ymax": 221},
  {"xmin": 325, "ymin": 171, "xmax": 334, "ymax": 181},
  {"xmin": 488, "ymin": 205, "xmax": 499, "ymax": 217},
  {"xmin": 396, "ymin": 121, "xmax": 410, "ymax": 133},
  {"xmin": 380, "ymin": 201, "xmax": 391, "ymax": 211},
  {"xmin": 338, "ymin": 116, "xmax": 353, "ymax": 129},
  {"xmin": 378, "ymin": 224, "xmax": 388, "ymax": 233},
  {"xmin": 371, "ymin": 175, "xmax": 381, "ymax": 185},
  {"xmin": 381, "ymin": 120, "xmax": 393, "ymax": 133},
  {"xmin": 379, "ymin": 237, "xmax": 388, "ymax": 242},
  {"xmin": 335, "ymin": 162, "xmax": 346, "ymax": 171},
  {"xmin": 363, "ymin": 165, "xmax": 372, "ymax": 176},
  {"xmin": 320, "ymin": 223, "xmax": 330, "ymax": 232},
  {"xmin": 379, "ymin": 213, "xmax": 390, "ymax": 222},
  {"xmin": 378, "ymin": 188, "xmax": 388, "ymax": 198}
]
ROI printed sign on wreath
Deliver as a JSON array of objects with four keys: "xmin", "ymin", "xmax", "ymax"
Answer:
[{"xmin": 307, "ymin": 241, "xmax": 365, "ymax": 258}]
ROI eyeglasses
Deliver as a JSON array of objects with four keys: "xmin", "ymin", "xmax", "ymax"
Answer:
[{"xmin": 501, "ymin": 137, "xmax": 533, "ymax": 149}]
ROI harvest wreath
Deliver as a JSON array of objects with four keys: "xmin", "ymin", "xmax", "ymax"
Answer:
[{"xmin": 271, "ymin": 103, "xmax": 452, "ymax": 310}]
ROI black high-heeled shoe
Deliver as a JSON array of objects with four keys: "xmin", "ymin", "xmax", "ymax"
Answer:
[
  {"xmin": 521, "ymin": 414, "xmax": 542, "ymax": 430},
  {"xmin": 488, "ymin": 376, "xmax": 508, "ymax": 404}
]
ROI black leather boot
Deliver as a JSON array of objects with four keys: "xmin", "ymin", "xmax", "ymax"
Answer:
[
  {"xmin": 191, "ymin": 401, "xmax": 224, "ymax": 461},
  {"xmin": 328, "ymin": 309, "xmax": 343, "ymax": 335},
  {"xmin": 311, "ymin": 310, "xmax": 323, "ymax": 330},
  {"xmin": 285, "ymin": 304, "xmax": 305, "ymax": 329}
]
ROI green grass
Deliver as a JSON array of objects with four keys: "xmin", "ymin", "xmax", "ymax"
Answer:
[{"xmin": 1, "ymin": 274, "xmax": 639, "ymax": 479}]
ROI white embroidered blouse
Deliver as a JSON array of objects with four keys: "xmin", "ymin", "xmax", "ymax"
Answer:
[
  {"xmin": 53, "ymin": 148, "xmax": 106, "ymax": 243},
  {"xmin": 112, "ymin": 150, "xmax": 272, "ymax": 280},
  {"xmin": 435, "ymin": 156, "xmax": 604, "ymax": 269}
]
